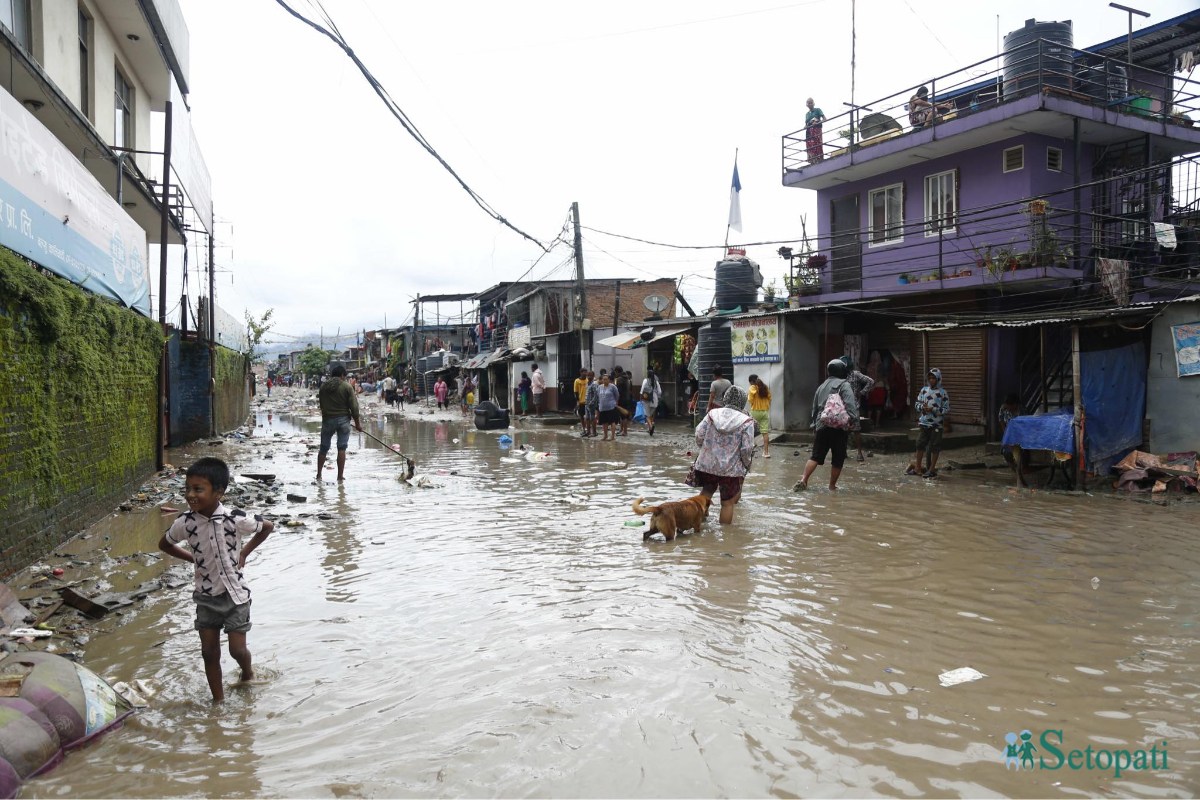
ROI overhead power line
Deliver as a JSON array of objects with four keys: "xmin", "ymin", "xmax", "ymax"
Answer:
[{"xmin": 274, "ymin": 0, "xmax": 550, "ymax": 252}]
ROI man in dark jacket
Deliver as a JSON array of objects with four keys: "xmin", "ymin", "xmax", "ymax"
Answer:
[
  {"xmin": 317, "ymin": 363, "xmax": 363, "ymax": 482},
  {"xmin": 795, "ymin": 359, "xmax": 860, "ymax": 491}
]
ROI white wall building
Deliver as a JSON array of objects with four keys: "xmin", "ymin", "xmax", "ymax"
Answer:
[{"xmin": 0, "ymin": 0, "xmax": 209, "ymax": 316}]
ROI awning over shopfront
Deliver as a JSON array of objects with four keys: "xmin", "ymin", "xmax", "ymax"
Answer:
[
  {"xmin": 461, "ymin": 349, "xmax": 508, "ymax": 369},
  {"xmin": 595, "ymin": 324, "xmax": 694, "ymax": 350}
]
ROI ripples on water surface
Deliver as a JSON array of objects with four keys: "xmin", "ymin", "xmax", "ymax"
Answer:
[{"xmin": 24, "ymin": 406, "xmax": 1200, "ymax": 798}]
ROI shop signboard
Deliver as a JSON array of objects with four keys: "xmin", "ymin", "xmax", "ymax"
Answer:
[{"xmin": 731, "ymin": 317, "xmax": 780, "ymax": 363}]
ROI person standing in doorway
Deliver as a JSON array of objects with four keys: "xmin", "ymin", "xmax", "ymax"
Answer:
[
  {"xmin": 517, "ymin": 371, "xmax": 532, "ymax": 417},
  {"xmin": 707, "ymin": 367, "xmax": 731, "ymax": 413},
  {"xmin": 909, "ymin": 368, "xmax": 950, "ymax": 478},
  {"xmin": 747, "ymin": 374, "xmax": 772, "ymax": 458},
  {"xmin": 795, "ymin": 359, "xmax": 859, "ymax": 491},
  {"xmin": 316, "ymin": 363, "xmax": 363, "ymax": 483},
  {"xmin": 530, "ymin": 363, "xmax": 546, "ymax": 416}
]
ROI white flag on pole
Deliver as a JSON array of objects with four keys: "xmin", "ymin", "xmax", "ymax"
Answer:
[{"xmin": 727, "ymin": 158, "xmax": 742, "ymax": 232}]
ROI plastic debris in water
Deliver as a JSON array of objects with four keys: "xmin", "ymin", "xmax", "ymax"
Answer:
[
  {"xmin": 624, "ymin": 520, "xmax": 645, "ymax": 527},
  {"xmin": 498, "ymin": 434, "xmax": 513, "ymax": 444},
  {"xmin": 938, "ymin": 667, "xmax": 986, "ymax": 687},
  {"xmin": 452, "ymin": 438, "xmax": 460, "ymax": 444},
  {"xmin": 1091, "ymin": 576, "xmax": 1100, "ymax": 589}
]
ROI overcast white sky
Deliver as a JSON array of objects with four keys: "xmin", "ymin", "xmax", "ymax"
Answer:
[{"xmin": 176, "ymin": 0, "xmax": 1197, "ymax": 348}]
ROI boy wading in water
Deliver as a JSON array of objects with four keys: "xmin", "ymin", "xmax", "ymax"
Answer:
[{"xmin": 159, "ymin": 457, "xmax": 275, "ymax": 702}]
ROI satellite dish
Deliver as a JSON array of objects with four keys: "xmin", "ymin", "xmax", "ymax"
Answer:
[
  {"xmin": 859, "ymin": 112, "xmax": 903, "ymax": 140},
  {"xmin": 643, "ymin": 294, "xmax": 669, "ymax": 316}
]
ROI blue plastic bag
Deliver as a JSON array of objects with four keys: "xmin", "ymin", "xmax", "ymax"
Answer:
[{"xmin": 633, "ymin": 401, "xmax": 647, "ymax": 423}]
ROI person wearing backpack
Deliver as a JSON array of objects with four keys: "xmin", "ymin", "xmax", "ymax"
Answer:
[{"xmin": 795, "ymin": 359, "xmax": 859, "ymax": 491}]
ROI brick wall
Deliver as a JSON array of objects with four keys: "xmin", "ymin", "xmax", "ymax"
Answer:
[
  {"xmin": 587, "ymin": 279, "xmax": 678, "ymax": 330},
  {"xmin": 0, "ymin": 252, "xmax": 161, "ymax": 576}
]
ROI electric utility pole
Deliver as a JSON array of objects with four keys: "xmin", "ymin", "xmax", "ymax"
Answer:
[{"xmin": 572, "ymin": 201, "xmax": 589, "ymax": 368}]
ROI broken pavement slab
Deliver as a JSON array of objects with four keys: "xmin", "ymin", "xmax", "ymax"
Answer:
[{"xmin": 58, "ymin": 588, "xmax": 109, "ymax": 619}]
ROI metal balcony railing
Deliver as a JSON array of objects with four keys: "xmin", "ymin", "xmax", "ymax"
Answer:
[{"xmin": 784, "ymin": 39, "xmax": 1200, "ymax": 174}]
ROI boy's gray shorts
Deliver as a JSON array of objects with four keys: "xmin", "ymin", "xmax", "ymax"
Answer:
[{"xmin": 194, "ymin": 592, "xmax": 252, "ymax": 633}]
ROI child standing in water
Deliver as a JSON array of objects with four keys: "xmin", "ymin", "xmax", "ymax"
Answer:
[{"xmin": 159, "ymin": 457, "xmax": 274, "ymax": 702}]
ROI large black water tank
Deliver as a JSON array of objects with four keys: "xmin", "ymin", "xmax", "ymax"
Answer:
[
  {"xmin": 694, "ymin": 321, "xmax": 734, "ymax": 412},
  {"xmin": 1003, "ymin": 19, "xmax": 1073, "ymax": 96},
  {"xmin": 1073, "ymin": 58, "xmax": 1127, "ymax": 102},
  {"xmin": 714, "ymin": 258, "xmax": 759, "ymax": 311}
]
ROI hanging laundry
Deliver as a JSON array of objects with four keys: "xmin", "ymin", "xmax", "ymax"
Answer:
[{"xmin": 1098, "ymin": 258, "xmax": 1129, "ymax": 306}]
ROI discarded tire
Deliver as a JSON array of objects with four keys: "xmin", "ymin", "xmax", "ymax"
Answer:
[{"xmin": 474, "ymin": 401, "xmax": 510, "ymax": 430}]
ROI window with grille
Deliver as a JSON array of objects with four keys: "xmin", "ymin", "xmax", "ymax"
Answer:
[
  {"xmin": 924, "ymin": 170, "xmax": 957, "ymax": 236},
  {"xmin": 868, "ymin": 184, "xmax": 904, "ymax": 246},
  {"xmin": 1003, "ymin": 145, "xmax": 1024, "ymax": 173}
]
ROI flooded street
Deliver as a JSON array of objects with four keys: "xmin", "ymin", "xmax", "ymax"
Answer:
[{"xmin": 22, "ymin": 393, "xmax": 1200, "ymax": 798}]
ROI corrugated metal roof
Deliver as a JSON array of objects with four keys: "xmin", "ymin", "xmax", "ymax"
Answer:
[
  {"xmin": 1085, "ymin": 8, "xmax": 1200, "ymax": 74},
  {"xmin": 896, "ymin": 307, "xmax": 1152, "ymax": 332}
]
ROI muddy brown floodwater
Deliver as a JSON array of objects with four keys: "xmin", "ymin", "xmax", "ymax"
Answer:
[{"xmin": 20, "ymin": 393, "xmax": 1200, "ymax": 798}]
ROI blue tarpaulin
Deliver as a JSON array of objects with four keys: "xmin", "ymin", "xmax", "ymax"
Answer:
[
  {"xmin": 1002, "ymin": 409, "xmax": 1075, "ymax": 453},
  {"xmin": 998, "ymin": 342, "xmax": 1146, "ymax": 474},
  {"xmin": 1080, "ymin": 342, "xmax": 1145, "ymax": 473}
]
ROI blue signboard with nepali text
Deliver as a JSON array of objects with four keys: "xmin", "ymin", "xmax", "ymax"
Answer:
[{"xmin": 0, "ymin": 85, "xmax": 148, "ymax": 314}]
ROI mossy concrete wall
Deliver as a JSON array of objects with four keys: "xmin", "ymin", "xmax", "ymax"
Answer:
[
  {"xmin": 214, "ymin": 344, "xmax": 249, "ymax": 434},
  {"xmin": 0, "ymin": 250, "xmax": 161, "ymax": 576}
]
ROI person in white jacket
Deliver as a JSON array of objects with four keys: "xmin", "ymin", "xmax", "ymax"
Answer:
[{"xmin": 692, "ymin": 385, "xmax": 757, "ymax": 524}]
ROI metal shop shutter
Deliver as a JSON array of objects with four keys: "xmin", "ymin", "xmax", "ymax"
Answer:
[{"xmin": 923, "ymin": 329, "xmax": 986, "ymax": 426}]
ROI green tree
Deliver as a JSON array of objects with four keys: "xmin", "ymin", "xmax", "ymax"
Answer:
[
  {"xmin": 245, "ymin": 308, "xmax": 275, "ymax": 364},
  {"xmin": 297, "ymin": 345, "xmax": 332, "ymax": 380}
]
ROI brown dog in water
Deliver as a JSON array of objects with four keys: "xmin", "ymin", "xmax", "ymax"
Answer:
[{"xmin": 631, "ymin": 494, "xmax": 711, "ymax": 541}]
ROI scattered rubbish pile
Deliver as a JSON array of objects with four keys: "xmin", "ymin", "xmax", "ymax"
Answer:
[{"xmin": 1112, "ymin": 450, "xmax": 1198, "ymax": 493}]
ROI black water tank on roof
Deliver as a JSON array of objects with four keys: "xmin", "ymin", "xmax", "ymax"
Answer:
[
  {"xmin": 1003, "ymin": 19, "xmax": 1073, "ymax": 96},
  {"xmin": 1073, "ymin": 58, "xmax": 1127, "ymax": 102},
  {"xmin": 694, "ymin": 321, "xmax": 734, "ymax": 412},
  {"xmin": 714, "ymin": 258, "xmax": 759, "ymax": 312}
]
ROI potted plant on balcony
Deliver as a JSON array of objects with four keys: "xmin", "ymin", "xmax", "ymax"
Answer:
[{"xmin": 762, "ymin": 279, "xmax": 782, "ymax": 309}]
